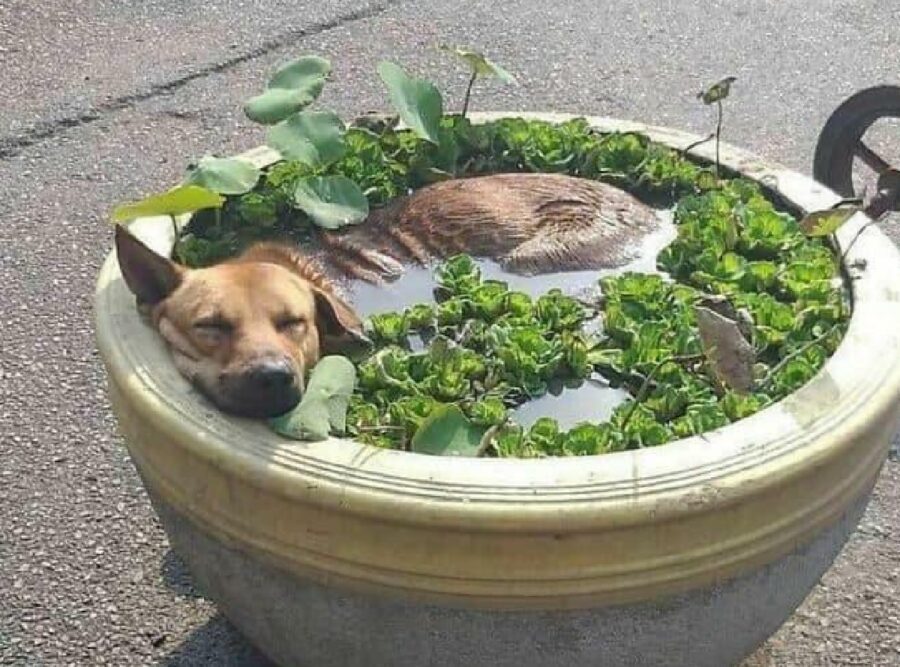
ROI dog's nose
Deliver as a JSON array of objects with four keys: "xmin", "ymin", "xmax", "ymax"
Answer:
[
  {"xmin": 247, "ymin": 358, "xmax": 296, "ymax": 392},
  {"xmin": 223, "ymin": 358, "xmax": 302, "ymax": 418}
]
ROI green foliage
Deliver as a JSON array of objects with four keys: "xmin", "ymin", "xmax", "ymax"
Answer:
[
  {"xmin": 441, "ymin": 45, "xmax": 516, "ymax": 83},
  {"xmin": 467, "ymin": 396, "xmax": 508, "ymax": 427},
  {"xmin": 174, "ymin": 234, "xmax": 235, "ymax": 268},
  {"xmin": 798, "ymin": 205, "xmax": 859, "ymax": 237},
  {"xmin": 236, "ymin": 192, "xmax": 279, "ymax": 227},
  {"xmin": 112, "ymin": 184, "xmax": 224, "ymax": 222},
  {"xmin": 367, "ymin": 312, "xmax": 409, "ymax": 346},
  {"xmin": 377, "ymin": 61, "xmax": 443, "ymax": 144},
  {"xmin": 405, "ymin": 303, "xmax": 436, "ymax": 330},
  {"xmin": 266, "ymin": 111, "xmax": 347, "ymax": 166},
  {"xmin": 488, "ymin": 324, "xmax": 564, "ymax": 397},
  {"xmin": 534, "ymin": 289, "xmax": 586, "ymax": 332},
  {"xmin": 563, "ymin": 422, "xmax": 625, "ymax": 455},
  {"xmin": 140, "ymin": 90, "xmax": 846, "ymax": 456},
  {"xmin": 671, "ymin": 402, "xmax": 729, "ymax": 438},
  {"xmin": 720, "ymin": 391, "xmax": 770, "ymax": 421},
  {"xmin": 342, "ymin": 251, "xmax": 608, "ymax": 453},
  {"xmin": 336, "ymin": 232, "xmax": 845, "ymax": 458},
  {"xmin": 435, "ymin": 254, "xmax": 482, "ymax": 297},
  {"xmin": 291, "ymin": 175, "xmax": 369, "ymax": 229},
  {"xmin": 244, "ymin": 56, "xmax": 331, "ymax": 124},
  {"xmin": 411, "ymin": 404, "xmax": 487, "ymax": 456},
  {"xmin": 117, "ymin": 57, "xmax": 849, "ymax": 457},
  {"xmin": 611, "ymin": 403, "xmax": 674, "ymax": 448},
  {"xmin": 270, "ymin": 356, "xmax": 357, "ymax": 441},
  {"xmin": 176, "ymin": 116, "xmax": 723, "ymax": 256},
  {"xmin": 185, "ymin": 157, "xmax": 261, "ymax": 195},
  {"xmin": 441, "ymin": 45, "xmax": 516, "ymax": 118}
]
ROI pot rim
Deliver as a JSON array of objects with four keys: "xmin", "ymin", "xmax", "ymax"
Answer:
[{"xmin": 95, "ymin": 112, "xmax": 900, "ymax": 532}]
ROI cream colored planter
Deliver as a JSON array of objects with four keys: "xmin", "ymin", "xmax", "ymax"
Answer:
[{"xmin": 95, "ymin": 114, "xmax": 900, "ymax": 667}]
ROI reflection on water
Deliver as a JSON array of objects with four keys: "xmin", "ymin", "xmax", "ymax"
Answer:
[
  {"xmin": 512, "ymin": 378, "xmax": 630, "ymax": 429},
  {"xmin": 342, "ymin": 208, "xmax": 675, "ymax": 427},
  {"xmin": 346, "ymin": 209, "xmax": 675, "ymax": 318}
]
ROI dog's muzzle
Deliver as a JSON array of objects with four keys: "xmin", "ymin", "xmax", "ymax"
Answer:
[{"xmin": 219, "ymin": 357, "xmax": 302, "ymax": 418}]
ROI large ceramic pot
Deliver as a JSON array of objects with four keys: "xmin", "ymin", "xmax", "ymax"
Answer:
[{"xmin": 95, "ymin": 113, "xmax": 900, "ymax": 667}]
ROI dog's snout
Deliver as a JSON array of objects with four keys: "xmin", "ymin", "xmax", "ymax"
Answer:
[
  {"xmin": 221, "ymin": 357, "xmax": 302, "ymax": 418},
  {"xmin": 247, "ymin": 358, "xmax": 296, "ymax": 392}
]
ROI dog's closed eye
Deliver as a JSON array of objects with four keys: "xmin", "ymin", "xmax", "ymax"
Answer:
[
  {"xmin": 274, "ymin": 315, "xmax": 307, "ymax": 333},
  {"xmin": 193, "ymin": 316, "xmax": 234, "ymax": 337}
]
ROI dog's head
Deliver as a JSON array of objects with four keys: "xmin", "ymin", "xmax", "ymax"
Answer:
[{"xmin": 115, "ymin": 226, "xmax": 364, "ymax": 418}]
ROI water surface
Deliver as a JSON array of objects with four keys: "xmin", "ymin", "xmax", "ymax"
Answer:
[
  {"xmin": 343, "ymin": 208, "xmax": 675, "ymax": 428},
  {"xmin": 346, "ymin": 210, "xmax": 675, "ymax": 317}
]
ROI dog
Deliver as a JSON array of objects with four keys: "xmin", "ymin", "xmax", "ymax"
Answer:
[
  {"xmin": 115, "ymin": 227, "xmax": 366, "ymax": 418},
  {"xmin": 116, "ymin": 173, "xmax": 659, "ymax": 418},
  {"xmin": 313, "ymin": 172, "xmax": 660, "ymax": 282}
]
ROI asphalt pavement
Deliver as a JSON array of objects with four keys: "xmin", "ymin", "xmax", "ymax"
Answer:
[{"xmin": 1, "ymin": 1, "xmax": 898, "ymax": 665}]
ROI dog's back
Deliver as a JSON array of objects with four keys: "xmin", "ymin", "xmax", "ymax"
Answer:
[{"xmin": 313, "ymin": 173, "xmax": 660, "ymax": 283}]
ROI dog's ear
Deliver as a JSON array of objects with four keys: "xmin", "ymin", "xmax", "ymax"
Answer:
[
  {"xmin": 115, "ymin": 225, "xmax": 184, "ymax": 305},
  {"xmin": 312, "ymin": 288, "xmax": 370, "ymax": 349}
]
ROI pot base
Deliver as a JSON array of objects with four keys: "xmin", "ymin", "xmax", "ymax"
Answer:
[{"xmin": 154, "ymin": 485, "xmax": 872, "ymax": 667}]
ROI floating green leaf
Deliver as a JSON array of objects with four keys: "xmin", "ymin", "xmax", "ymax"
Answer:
[
  {"xmin": 236, "ymin": 192, "xmax": 278, "ymax": 227},
  {"xmin": 411, "ymin": 404, "xmax": 487, "ymax": 456},
  {"xmin": 266, "ymin": 111, "xmax": 347, "ymax": 166},
  {"xmin": 563, "ymin": 422, "xmax": 623, "ymax": 455},
  {"xmin": 405, "ymin": 303, "xmax": 435, "ymax": 330},
  {"xmin": 292, "ymin": 175, "xmax": 369, "ymax": 229},
  {"xmin": 367, "ymin": 311, "xmax": 409, "ymax": 345},
  {"xmin": 377, "ymin": 61, "xmax": 443, "ymax": 144},
  {"xmin": 244, "ymin": 55, "xmax": 331, "ymax": 124},
  {"xmin": 269, "ymin": 356, "xmax": 356, "ymax": 441},
  {"xmin": 798, "ymin": 206, "xmax": 860, "ymax": 237},
  {"xmin": 185, "ymin": 156, "xmax": 261, "ymax": 195},
  {"xmin": 434, "ymin": 254, "xmax": 482, "ymax": 297},
  {"xmin": 440, "ymin": 45, "xmax": 516, "ymax": 83},
  {"xmin": 467, "ymin": 396, "xmax": 508, "ymax": 427},
  {"xmin": 112, "ymin": 184, "xmax": 224, "ymax": 222}
]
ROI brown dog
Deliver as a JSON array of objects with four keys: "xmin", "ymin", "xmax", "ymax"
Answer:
[
  {"xmin": 115, "ymin": 226, "xmax": 365, "ymax": 418},
  {"xmin": 116, "ymin": 173, "xmax": 658, "ymax": 418},
  {"xmin": 314, "ymin": 172, "xmax": 660, "ymax": 282}
]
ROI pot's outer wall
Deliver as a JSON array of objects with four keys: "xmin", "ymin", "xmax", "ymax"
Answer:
[
  {"xmin": 96, "ymin": 114, "xmax": 900, "ymax": 660},
  {"xmin": 150, "ymin": 484, "xmax": 868, "ymax": 667}
]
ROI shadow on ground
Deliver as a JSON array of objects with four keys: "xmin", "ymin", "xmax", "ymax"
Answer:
[
  {"xmin": 161, "ymin": 550, "xmax": 205, "ymax": 600},
  {"xmin": 162, "ymin": 615, "xmax": 274, "ymax": 667},
  {"xmin": 160, "ymin": 550, "xmax": 274, "ymax": 666}
]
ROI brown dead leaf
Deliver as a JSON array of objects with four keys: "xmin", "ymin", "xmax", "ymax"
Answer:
[{"xmin": 694, "ymin": 305, "xmax": 755, "ymax": 394}]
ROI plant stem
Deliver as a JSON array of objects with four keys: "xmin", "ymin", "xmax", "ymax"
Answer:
[
  {"xmin": 835, "ymin": 178, "xmax": 898, "ymax": 267},
  {"xmin": 476, "ymin": 420, "xmax": 507, "ymax": 457},
  {"xmin": 619, "ymin": 353, "xmax": 704, "ymax": 430},
  {"xmin": 355, "ymin": 425, "xmax": 406, "ymax": 433},
  {"xmin": 715, "ymin": 99, "xmax": 723, "ymax": 180},
  {"xmin": 681, "ymin": 132, "xmax": 716, "ymax": 158},
  {"xmin": 830, "ymin": 231, "xmax": 857, "ymax": 316},
  {"xmin": 461, "ymin": 71, "xmax": 478, "ymax": 119},
  {"xmin": 758, "ymin": 324, "xmax": 841, "ymax": 393},
  {"xmin": 839, "ymin": 220, "xmax": 878, "ymax": 264},
  {"xmin": 170, "ymin": 215, "xmax": 180, "ymax": 262}
]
